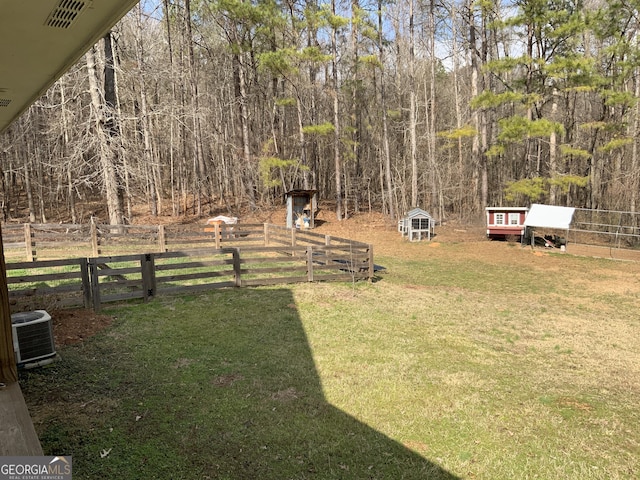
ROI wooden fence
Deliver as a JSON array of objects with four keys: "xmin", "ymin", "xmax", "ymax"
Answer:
[
  {"xmin": 3, "ymin": 223, "xmax": 374, "ymax": 312},
  {"xmin": 1, "ymin": 222, "xmax": 364, "ymax": 261}
]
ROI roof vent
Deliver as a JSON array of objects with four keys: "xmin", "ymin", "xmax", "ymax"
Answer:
[
  {"xmin": 45, "ymin": 0, "xmax": 88, "ymax": 29},
  {"xmin": 0, "ymin": 99, "xmax": 11, "ymax": 108}
]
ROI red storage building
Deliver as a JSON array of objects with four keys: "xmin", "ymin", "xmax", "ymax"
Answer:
[{"xmin": 485, "ymin": 206, "xmax": 528, "ymax": 240}]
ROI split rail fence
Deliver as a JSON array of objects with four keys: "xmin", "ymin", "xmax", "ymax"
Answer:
[{"xmin": 2, "ymin": 223, "xmax": 374, "ymax": 312}]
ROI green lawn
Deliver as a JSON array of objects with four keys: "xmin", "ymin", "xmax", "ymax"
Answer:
[{"xmin": 20, "ymin": 244, "xmax": 640, "ymax": 479}]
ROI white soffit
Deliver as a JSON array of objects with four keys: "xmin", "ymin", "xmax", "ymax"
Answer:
[
  {"xmin": 524, "ymin": 204, "xmax": 576, "ymax": 230},
  {"xmin": 0, "ymin": 0, "xmax": 139, "ymax": 134}
]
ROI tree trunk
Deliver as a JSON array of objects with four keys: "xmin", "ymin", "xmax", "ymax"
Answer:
[
  {"xmin": 351, "ymin": 0, "xmax": 362, "ymax": 213},
  {"xmin": 379, "ymin": 0, "xmax": 395, "ymax": 220},
  {"xmin": 409, "ymin": 0, "xmax": 418, "ymax": 208},
  {"xmin": 185, "ymin": 0, "xmax": 208, "ymax": 215},
  {"xmin": 135, "ymin": 5, "xmax": 157, "ymax": 216},
  {"xmin": 23, "ymin": 120, "xmax": 36, "ymax": 223},
  {"xmin": 631, "ymin": 68, "xmax": 640, "ymax": 216},
  {"xmin": 237, "ymin": 52, "xmax": 256, "ymax": 209},
  {"xmin": 478, "ymin": 2, "xmax": 490, "ymax": 210},
  {"xmin": 549, "ymin": 90, "xmax": 558, "ymax": 204},
  {"xmin": 427, "ymin": 0, "xmax": 440, "ymax": 218},
  {"xmin": 59, "ymin": 83, "xmax": 77, "ymax": 223},
  {"xmin": 86, "ymin": 45, "xmax": 123, "ymax": 226},
  {"xmin": 451, "ymin": 2, "xmax": 466, "ymax": 216},
  {"xmin": 331, "ymin": 0, "xmax": 343, "ymax": 220},
  {"xmin": 469, "ymin": 1, "xmax": 484, "ymax": 212}
]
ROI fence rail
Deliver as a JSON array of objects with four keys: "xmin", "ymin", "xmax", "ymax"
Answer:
[
  {"xmin": 1, "ymin": 222, "xmax": 373, "ymax": 261},
  {"xmin": 3, "ymin": 223, "xmax": 374, "ymax": 312}
]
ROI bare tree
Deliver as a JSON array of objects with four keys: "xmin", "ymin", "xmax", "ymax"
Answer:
[
  {"xmin": 331, "ymin": 0, "xmax": 344, "ymax": 220},
  {"xmin": 86, "ymin": 43, "xmax": 124, "ymax": 226}
]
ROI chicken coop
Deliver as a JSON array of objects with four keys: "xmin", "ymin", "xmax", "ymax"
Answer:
[
  {"xmin": 398, "ymin": 208, "xmax": 434, "ymax": 241},
  {"xmin": 485, "ymin": 206, "xmax": 529, "ymax": 240}
]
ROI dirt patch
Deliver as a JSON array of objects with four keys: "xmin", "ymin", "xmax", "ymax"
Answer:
[
  {"xmin": 271, "ymin": 387, "xmax": 300, "ymax": 402},
  {"xmin": 212, "ymin": 373, "xmax": 244, "ymax": 387},
  {"xmin": 50, "ymin": 308, "xmax": 113, "ymax": 347}
]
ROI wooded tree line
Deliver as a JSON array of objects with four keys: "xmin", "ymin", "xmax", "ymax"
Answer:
[{"xmin": 1, "ymin": 0, "xmax": 639, "ymax": 225}]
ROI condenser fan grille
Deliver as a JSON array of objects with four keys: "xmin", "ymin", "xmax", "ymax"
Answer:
[
  {"xmin": 12, "ymin": 310, "xmax": 56, "ymax": 365},
  {"xmin": 15, "ymin": 322, "xmax": 55, "ymax": 360}
]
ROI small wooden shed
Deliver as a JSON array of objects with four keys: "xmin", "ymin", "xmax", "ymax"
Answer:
[
  {"xmin": 286, "ymin": 190, "xmax": 318, "ymax": 229},
  {"xmin": 399, "ymin": 208, "xmax": 434, "ymax": 241},
  {"xmin": 485, "ymin": 206, "xmax": 528, "ymax": 240}
]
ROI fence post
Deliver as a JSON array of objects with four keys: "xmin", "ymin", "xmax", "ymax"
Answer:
[
  {"xmin": 90, "ymin": 219, "xmax": 100, "ymax": 257},
  {"xmin": 214, "ymin": 223, "xmax": 221, "ymax": 249},
  {"xmin": 87, "ymin": 257, "xmax": 102, "ymax": 311},
  {"xmin": 367, "ymin": 244, "xmax": 374, "ymax": 281},
  {"xmin": 158, "ymin": 225, "xmax": 166, "ymax": 252},
  {"xmin": 291, "ymin": 227, "xmax": 297, "ymax": 247},
  {"xmin": 307, "ymin": 246, "xmax": 314, "ymax": 282},
  {"xmin": 141, "ymin": 253, "xmax": 156, "ymax": 301},
  {"xmin": 23, "ymin": 223, "xmax": 34, "ymax": 262},
  {"xmin": 232, "ymin": 248, "xmax": 242, "ymax": 287},
  {"xmin": 325, "ymin": 235, "xmax": 331, "ymax": 246},
  {"xmin": 80, "ymin": 258, "xmax": 91, "ymax": 308}
]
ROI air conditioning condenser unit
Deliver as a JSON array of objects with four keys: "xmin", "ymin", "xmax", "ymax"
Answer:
[{"xmin": 11, "ymin": 310, "xmax": 57, "ymax": 368}]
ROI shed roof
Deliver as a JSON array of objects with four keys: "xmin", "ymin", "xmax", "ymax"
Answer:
[
  {"xmin": 485, "ymin": 206, "xmax": 529, "ymax": 212},
  {"xmin": 407, "ymin": 208, "xmax": 432, "ymax": 219},
  {"xmin": 524, "ymin": 204, "xmax": 575, "ymax": 230},
  {"xmin": 285, "ymin": 189, "xmax": 317, "ymax": 196}
]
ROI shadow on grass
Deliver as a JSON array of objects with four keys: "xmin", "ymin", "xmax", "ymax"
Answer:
[{"xmin": 21, "ymin": 288, "xmax": 459, "ymax": 479}]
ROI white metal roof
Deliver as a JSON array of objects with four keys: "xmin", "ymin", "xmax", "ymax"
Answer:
[{"xmin": 524, "ymin": 204, "xmax": 576, "ymax": 230}]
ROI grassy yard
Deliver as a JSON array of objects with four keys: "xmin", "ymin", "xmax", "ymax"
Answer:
[{"xmin": 20, "ymin": 242, "xmax": 640, "ymax": 479}]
